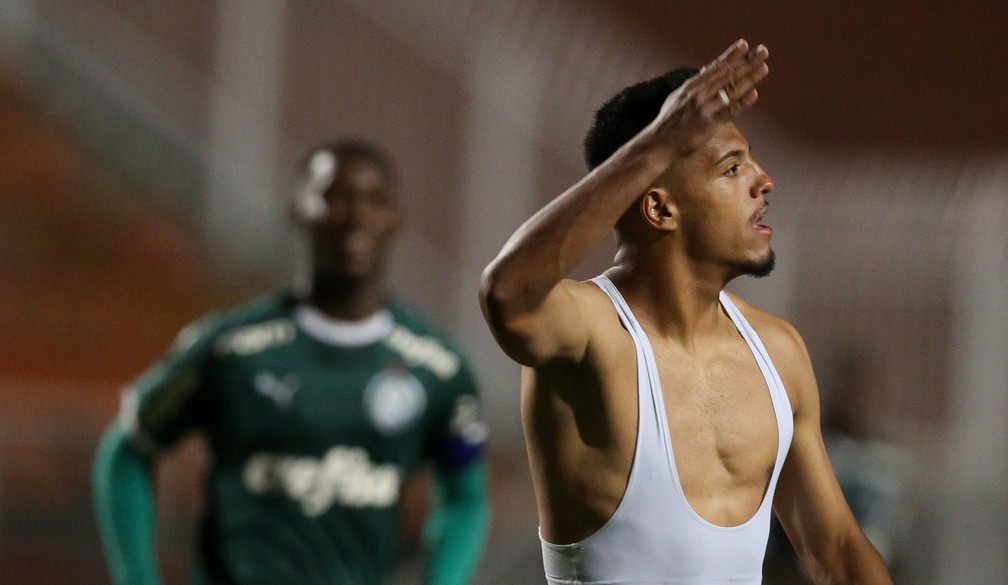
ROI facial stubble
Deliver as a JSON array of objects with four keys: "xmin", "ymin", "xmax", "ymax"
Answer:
[{"xmin": 741, "ymin": 248, "xmax": 776, "ymax": 278}]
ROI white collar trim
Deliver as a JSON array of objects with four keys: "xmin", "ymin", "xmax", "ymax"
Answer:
[{"xmin": 294, "ymin": 304, "xmax": 394, "ymax": 347}]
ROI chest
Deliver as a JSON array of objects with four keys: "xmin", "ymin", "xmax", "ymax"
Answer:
[
  {"xmin": 206, "ymin": 337, "xmax": 441, "ymax": 462},
  {"xmin": 650, "ymin": 336, "xmax": 780, "ymax": 479}
]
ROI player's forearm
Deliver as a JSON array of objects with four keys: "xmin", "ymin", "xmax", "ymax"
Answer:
[
  {"xmin": 805, "ymin": 526, "xmax": 894, "ymax": 585},
  {"xmin": 93, "ymin": 424, "xmax": 162, "ymax": 585},
  {"xmin": 423, "ymin": 463, "xmax": 491, "ymax": 585},
  {"xmin": 479, "ymin": 130, "xmax": 672, "ymax": 317},
  {"xmin": 837, "ymin": 532, "xmax": 894, "ymax": 585}
]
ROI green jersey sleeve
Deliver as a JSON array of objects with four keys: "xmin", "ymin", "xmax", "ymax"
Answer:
[
  {"xmin": 118, "ymin": 315, "xmax": 223, "ymax": 453},
  {"xmin": 427, "ymin": 358, "xmax": 488, "ymax": 471}
]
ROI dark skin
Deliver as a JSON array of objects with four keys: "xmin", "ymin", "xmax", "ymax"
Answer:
[
  {"xmin": 294, "ymin": 152, "xmax": 402, "ymax": 320},
  {"xmin": 480, "ymin": 39, "xmax": 893, "ymax": 584},
  {"xmin": 287, "ymin": 148, "xmax": 490, "ymax": 585}
]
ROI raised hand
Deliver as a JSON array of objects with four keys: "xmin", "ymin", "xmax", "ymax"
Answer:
[{"xmin": 652, "ymin": 39, "xmax": 770, "ymax": 147}]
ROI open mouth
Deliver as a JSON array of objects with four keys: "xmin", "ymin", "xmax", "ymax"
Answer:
[{"xmin": 751, "ymin": 206, "xmax": 772, "ymax": 233}]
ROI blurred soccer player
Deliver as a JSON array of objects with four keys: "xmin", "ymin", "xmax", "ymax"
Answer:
[{"xmin": 94, "ymin": 139, "xmax": 490, "ymax": 585}]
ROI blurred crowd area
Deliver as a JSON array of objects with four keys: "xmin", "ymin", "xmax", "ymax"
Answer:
[{"xmin": 2, "ymin": 1, "xmax": 1006, "ymax": 584}]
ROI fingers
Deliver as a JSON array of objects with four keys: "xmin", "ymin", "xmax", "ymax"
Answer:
[
  {"xmin": 648, "ymin": 39, "xmax": 770, "ymax": 149},
  {"xmin": 713, "ymin": 38, "xmax": 751, "ymax": 65},
  {"xmin": 695, "ymin": 39, "xmax": 769, "ymax": 118}
]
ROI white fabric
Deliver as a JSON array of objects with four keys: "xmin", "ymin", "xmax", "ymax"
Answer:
[
  {"xmin": 539, "ymin": 275, "xmax": 794, "ymax": 584},
  {"xmin": 294, "ymin": 305, "xmax": 393, "ymax": 347}
]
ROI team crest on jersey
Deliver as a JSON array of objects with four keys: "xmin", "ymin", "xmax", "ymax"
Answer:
[{"xmin": 363, "ymin": 369, "xmax": 426, "ymax": 436}]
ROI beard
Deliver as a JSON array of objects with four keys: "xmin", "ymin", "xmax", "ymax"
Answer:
[{"xmin": 740, "ymin": 248, "xmax": 776, "ymax": 278}]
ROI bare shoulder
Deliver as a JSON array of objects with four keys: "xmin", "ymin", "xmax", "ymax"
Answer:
[
  {"xmin": 565, "ymin": 277, "xmax": 618, "ymax": 311},
  {"xmin": 562, "ymin": 277, "xmax": 626, "ymax": 344},
  {"xmin": 723, "ymin": 292, "xmax": 815, "ymax": 409},
  {"xmin": 724, "ymin": 293, "xmax": 807, "ymax": 356}
]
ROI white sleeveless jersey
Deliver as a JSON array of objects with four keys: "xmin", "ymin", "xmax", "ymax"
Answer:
[{"xmin": 540, "ymin": 276, "xmax": 794, "ymax": 585}]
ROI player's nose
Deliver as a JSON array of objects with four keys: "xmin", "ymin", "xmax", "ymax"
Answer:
[{"xmin": 751, "ymin": 164, "xmax": 773, "ymax": 199}]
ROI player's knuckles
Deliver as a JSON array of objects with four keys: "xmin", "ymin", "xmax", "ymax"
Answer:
[{"xmin": 678, "ymin": 90, "xmax": 715, "ymax": 120}]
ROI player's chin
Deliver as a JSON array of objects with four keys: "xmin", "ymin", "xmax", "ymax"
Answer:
[{"xmin": 740, "ymin": 248, "xmax": 776, "ymax": 278}]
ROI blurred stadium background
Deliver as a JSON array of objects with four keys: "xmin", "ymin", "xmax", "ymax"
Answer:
[{"xmin": 1, "ymin": 1, "xmax": 1005, "ymax": 583}]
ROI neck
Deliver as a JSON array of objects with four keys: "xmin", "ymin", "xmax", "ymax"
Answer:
[
  {"xmin": 609, "ymin": 245, "xmax": 731, "ymax": 344},
  {"xmin": 307, "ymin": 272, "xmax": 385, "ymax": 321}
]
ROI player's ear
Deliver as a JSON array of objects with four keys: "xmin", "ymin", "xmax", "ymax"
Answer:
[{"xmin": 640, "ymin": 188, "xmax": 678, "ymax": 232}]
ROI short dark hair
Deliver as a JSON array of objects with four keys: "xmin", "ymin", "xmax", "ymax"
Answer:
[{"xmin": 583, "ymin": 67, "xmax": 699, "ymax": 171}]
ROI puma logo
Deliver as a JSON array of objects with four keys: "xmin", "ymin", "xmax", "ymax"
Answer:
[{"xmin": 253, "ymin": 372, "xmax": 301, "ymax": 409}]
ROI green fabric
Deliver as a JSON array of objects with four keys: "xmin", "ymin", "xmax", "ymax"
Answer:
[
  {"xmin": 423, "ymin": 462, "xmax": 491, "ymax": 585},
  {"xmin": 96, "ymin": 291, "xmax": 488, "ymax": 584},
  {"xmin": 93, "ymin": 423, "xmax": 161, "ymax": 585}
]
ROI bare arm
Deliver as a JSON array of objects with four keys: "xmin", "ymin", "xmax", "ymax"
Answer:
[
  {"xmin": 479, "ymin": 39, "xmax": 770, "ymax": 366},
  {"xmin": 772, "ymin": 324, "xmax": 894, "ymax": 585}
]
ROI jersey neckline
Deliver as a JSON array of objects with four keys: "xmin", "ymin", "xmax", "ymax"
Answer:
[{"xmin": 294, "ymin": 304, "xmax": 394, "ymax": 347}]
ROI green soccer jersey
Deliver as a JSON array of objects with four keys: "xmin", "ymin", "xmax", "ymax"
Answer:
[{"xmin": 119, "ymin": 292, "xmax": 487, "ymax": 585}]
